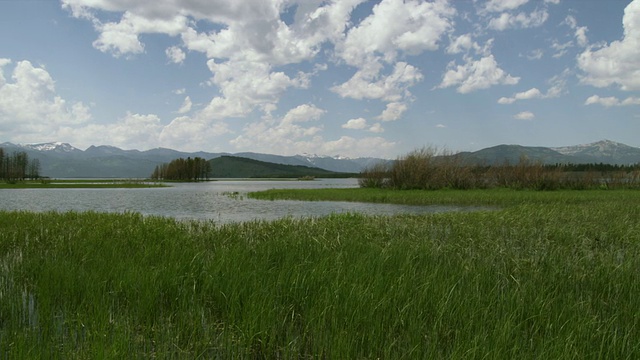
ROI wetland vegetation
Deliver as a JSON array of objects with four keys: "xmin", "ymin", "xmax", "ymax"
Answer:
[
  {"xmin": 2, "ymin": 188, "xmax": 639, "ymax": 358},
  {"xmin": 0, "ymin": 179, "xmax": 166, "ymax": 189}
]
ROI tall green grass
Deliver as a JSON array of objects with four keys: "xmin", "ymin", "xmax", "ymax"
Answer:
[{"xmin": 1, "ymin": 190, "xmax": 640, "ymax": 358}]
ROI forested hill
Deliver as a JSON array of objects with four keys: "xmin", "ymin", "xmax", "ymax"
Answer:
[{"xmin": 208, "ymin": 156, "xmax": 351, "ymax": 178}]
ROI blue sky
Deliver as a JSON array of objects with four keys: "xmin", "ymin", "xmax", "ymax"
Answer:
[{"xmin": 0, "ymin": 0, "xmax": 638, "ymax": 158}]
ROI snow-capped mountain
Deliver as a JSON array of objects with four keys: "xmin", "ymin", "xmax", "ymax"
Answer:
[
  {"xmin": 551, "ymin": 140, "xmax": 640, "ymax": 164},
  {"xmin": 21, "ymin": 142, "xmax": 81, "ymax": 153},
  {"xmin": 2, "ymin": 139, "xmax": 638, "ymax": 178}
]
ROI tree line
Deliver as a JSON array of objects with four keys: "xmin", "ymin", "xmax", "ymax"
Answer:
[
  {"xmin": 150, "ymin": 157, "xmax": 211, "ymax": 181},
  {"xmin": 359, "ymin": 147, "xmax": 640, "ymax": 191},
  {"xmin": 0, "ymin": 148, "xmax": 41, "ymax": 183}
]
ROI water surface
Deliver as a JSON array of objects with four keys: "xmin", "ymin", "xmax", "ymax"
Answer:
[{"xmin": 0, "ymin": 179, "xmax": 482, "ymax": 223}]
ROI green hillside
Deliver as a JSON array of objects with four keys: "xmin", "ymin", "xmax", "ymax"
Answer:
[{"xmin": 208, "ymin": 156, "xmax": 350, "ymax": 178}]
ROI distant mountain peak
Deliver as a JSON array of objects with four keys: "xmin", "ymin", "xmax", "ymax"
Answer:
[
  {"xmin": 22, "ymin": 142, "xmax": 80, "ymax": 153},
  {"xmin": 552, "ymin": 139, "xmax": 639, "ymax": 156},
  {"xmin": 298, "ymin": 152, "xmax": 352, "ymax": 160}
]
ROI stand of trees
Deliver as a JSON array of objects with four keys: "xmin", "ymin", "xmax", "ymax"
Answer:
[
  {"xmin": 0, "ymin": 148, "xmax": 41, "ymax": 183},
  {"xmin": 150, "ymin": 157, "xmax": 211, "ymax": 181},
  {"xmin": 359, "ymin": 147, "xmax": 640, "ymax": 191}
]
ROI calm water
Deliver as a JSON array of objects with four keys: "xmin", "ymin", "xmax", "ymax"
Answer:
[{"xmin": 0, "ymin": 179, "xmax": 482, "ymax": 223}]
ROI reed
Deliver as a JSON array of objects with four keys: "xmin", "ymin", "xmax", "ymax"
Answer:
[{"xmin": 2, "ymin": 189, "xmax": 640, "ymax": 357}]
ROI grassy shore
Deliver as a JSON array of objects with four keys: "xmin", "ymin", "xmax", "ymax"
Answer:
[
  {"xmin": 0, "ymin": 179, "xmax": 167, "ymax": 189},
  {"xmin": 1, "ymin": 189, "xmax": 639, "ymax": 358}
]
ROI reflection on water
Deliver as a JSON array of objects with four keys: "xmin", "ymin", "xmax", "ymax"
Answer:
[{"xmin": 0, "ymin": 179, "xmax": 485, "ymax": 223}]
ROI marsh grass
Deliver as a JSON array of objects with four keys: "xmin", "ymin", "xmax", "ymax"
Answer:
[
  {"xmin": 0, "ymin": 179, "xmax": 166, "ymax": 189},
  {"xmin": 1, "ymin": 189, "xmax": 640, "ymax": 358}
]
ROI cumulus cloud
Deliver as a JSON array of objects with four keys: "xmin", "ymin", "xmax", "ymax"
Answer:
[
  {"xmin": 317, "ymin": 136, "xmax": 396, "ymax": 158},
  {"xmin": 0, "ymin": 60, "xmax": 91, "ymax": 141},
  {"xmin": 439, "ymin": 55, "xmax": 520, "ymax": 93},
  {"xmin": 282, "ymin": 104, "xmax": 325, "ymax": 124},
  {"xmin": 584, "ymin": 95, "xmax": 640, "ymax": 107},
  {"xmin": 229, "ymin": 104, "xmax": 325, "ymax": 155},
  {"xmin": 483, "ymin": 0, "xmax": 530, "ymax": 13},
  {"xmin": 166, "ymin": 46, "xmax": 186, "ymax": 64},
  {"xmin": 177, "ymin": 96, "xmax": 192, "ymax": 114},
  {"xmin": 565, "ymin": 17, "xmax": 589, "ymax": 48},
  {"xmin": 377, "ymin": 102, "xmax": 408, "ymax": 122},
  {"xmin": 338, "ymin": 0, "xmax": 455, "ymax": 66},
  {"xmin": 93, "ymin": 12, "xmax": 188, "ymax": 57},
  {"xmin": 488, "ymin": 9, "xmax": 548, "ymax": 31},
  {"xmin": 498, "ymin": 90, "xmax": 534, "ymax": 104},
  {"xmin": 159, "ymin": 115, "xmax": 231, "ymax": 152},
  {"xmin": 524, "ymin": 49, "xmax": 544, "ymax": 60},
  {"xmin": 57, "ymin": 0, "xmax": 461, "ymax": 155},
  {"xmin": 331, "ymin": 62, "xmax": 423, "ymax": 102},
  {"xmin": 201, "ymin": 59, "xmax": 309, "ymax": 119},
  {"xmin": 577, "ymin": 0, "xmax": 640, "ymax": 90},
  {"xmin": 62, "ymin": 0, "xmax": 365, "ymax": 132},
  {"xmin": 86, "ymin": 112, "xmax": 164, "ymax": 149},
  {"xmin": 342, "ymin": 118, "xmax": 368, "ymax": 130},
  {"xmin": 514, "ymin": 111, "xmax": 535, "ymax": 120},
  {"xmin": 368, "ymin": 123, "xmax": 384, "ymax": 133},
  {"xmin": 332, "ymin": 0, "xmax": 454, "ymax": 115},
  {"xmin": 498, "ymin": 68, "xmax": 570, "ymax": 104}
]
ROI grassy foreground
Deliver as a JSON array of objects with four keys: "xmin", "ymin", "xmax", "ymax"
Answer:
[{"xmin": 1, "ymin": 189, "xmax": 640, "ymax": 358}]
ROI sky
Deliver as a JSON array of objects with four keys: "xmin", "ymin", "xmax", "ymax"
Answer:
[{"xmin": 0, "ymin": 0, "xmax": 639, "ymax": 158}]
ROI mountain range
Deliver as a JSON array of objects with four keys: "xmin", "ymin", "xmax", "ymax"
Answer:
[{"xmin": 1, "ymin": 139, "xmax": 639, "ymax": 178}]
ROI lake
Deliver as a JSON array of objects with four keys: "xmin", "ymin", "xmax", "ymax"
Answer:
[{"xmin": 0, "ymin": 179, "xmax": 483, "ymax": 223}]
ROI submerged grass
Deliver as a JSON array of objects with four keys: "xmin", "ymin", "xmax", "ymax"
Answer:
[{"xmin": 1, "ymin": 189, "xmax": 640, "ymax": 358}]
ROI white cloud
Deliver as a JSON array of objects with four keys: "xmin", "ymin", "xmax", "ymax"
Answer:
[
  {"xmin": 92, "ymin": 12, "xmax": 188, "ymax": 57},
  {"xmin": 483, "ymin": 0, "xmax": 530, "ymax": 13},
  {"xmin": 201, "ymin": 59, "xmax": 309, "ymax": 119},
  {"xmin": 447, "ymin": 34, "xmax": 475, "ymax": 54},
  {"xmin": 585, "ymin": 95, "xmax": 640, "ymax": 107},
  {"xmin": 439, "ymin": 55, "xmax": 519, "ymax": 93},
  {"xmin": 524, "ymin": 49, "xmax": 544, "ymax": 60},
  {"xmin": 368, "ymin": 123, "xmax": 384, "ymax": 133},
  {"xmin": 342, "ymin": 118, "xmax": 368, "ymax": 130},
  {"xmin": 332, "ymin": 61, "xmax": 423, "ymax": 102},
  {"xmin": 0, "ymin": 60, "xmax": 91, "ymax": 141},
  {"xmin": 551, "ymin": 40, "xmax": 573, "ymax": 58},
  {"xmin": 166, "ymin": 46, "xmax": 186, "ymax": 64},
  {"xmin": 338, "ymin": 0, "xmax": 455, "ymax": 66},
  {"xmin": 177, "ymin": 96, "xmax": 192, "ymax": 114},
  {"xmin": 497, "ymin": 97, "xmax": 516, "ymax": 104},
  {"xmin": 563, "ymin": 15, "xmax": 589, "ymax": 48},
  {"xmin": 498, "ymin": 68, "xmax": 570, "ymax": 104},
  {"xmin": 282, "ymin": 104, "xmax": 325, "ymax": 124},
  {"xmin": 332, "ymin": 0, "xmax": 454, "ymax": 118},
  {"xmin": 229, "ymin": 103, "xmax": 325, "ymax": 155},
  {"xmin": 62, "ymin": 0, "xmax": 364, "ymax": 132},
  {"xmin": 574, "ymin": 26, "xmax": 589, "ymax": 48},
  {"xmin": 488, "ymin": 9, "xmax": 548, "ymax": 31},
  {"xmin": 159, "ymin": 115, "xmax": 231, "ymax": 152},
  {"xmin": 99, "ymin": 112, "xmax": 163, "ymax": 148},
  {"xmin": 377, "ymin": 102, "xmax": 408, "ymax": 122},
  {"xmin": 318, "ymin": 136, "xmax": 396, "ymax": 158},
  {"xmin": 498, "ymin": 87, "xmax": 542, "ymax": 104},
  {"xmin": 578, "ymin": 0, "xmax": 640, "ymax": 90},
  {"xmin": 514, "ymin": 111, "xmax": 535, "ymax": 120}
]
